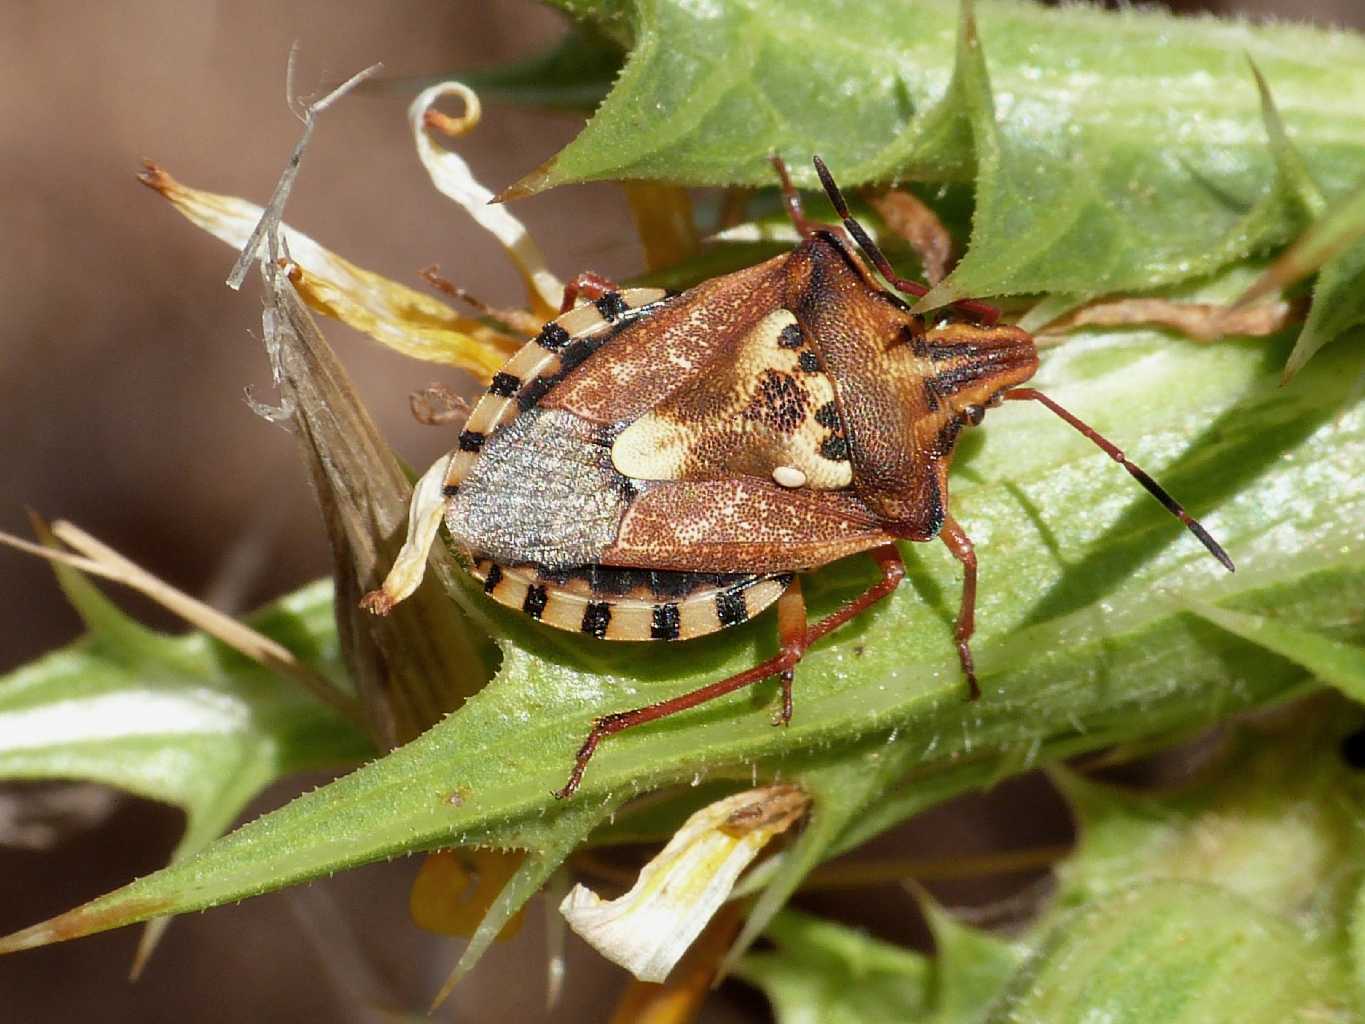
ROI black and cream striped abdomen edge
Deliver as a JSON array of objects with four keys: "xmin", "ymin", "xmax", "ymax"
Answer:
[{"xmin": 471, "ymin": 559, "xmax": 793, "ymax": 642}]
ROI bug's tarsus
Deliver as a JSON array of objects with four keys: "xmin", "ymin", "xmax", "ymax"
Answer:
[
  {"xmin": 774, "ymin": 670, "xmax": 795, "ymax": 726},
  {"xmin": 811, "ymin": 156, "xmax": 1001, "ymax": 326},
  {"xmin": 1004, "ymin": 388, "xmax": 1235, "ymax": 572},
  {"xmin": 553, "ymin": 546, "xmax": 907, "ymax": 798},
  {"xmin": 939, "ymin": 517, "xmax": 981, "ymax": 700},
  {"xmin": 772, "ymin": 577, "xmax": 806, "ymax": 726},
  {"xmin": 560, "ymin": 271, "xmax": 622, "ymax": 314}
]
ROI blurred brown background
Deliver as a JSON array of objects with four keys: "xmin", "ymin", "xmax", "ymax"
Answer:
[{"xmin": 1, "ymin": 2, "xmax": 1360, "ymax": 1021}]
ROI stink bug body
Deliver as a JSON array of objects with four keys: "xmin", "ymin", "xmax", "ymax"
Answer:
[{"xmin": 365, "ymin": 157, "xmax": 1233, "ymax": 798}]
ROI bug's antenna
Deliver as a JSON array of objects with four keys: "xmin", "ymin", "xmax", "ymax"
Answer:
[
  {"xmin": 1004, "ymin": 388, "xmax": 1235, "ymax": 572},
  {"xmin": 812, "ymin": 156, "xmax": 999, "ymax": 325},
  {"xmin": 813, "ymin": 155, "xmax": 926, "ymax": 298}
]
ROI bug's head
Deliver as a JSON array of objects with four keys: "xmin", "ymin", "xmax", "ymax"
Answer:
[{"xmin": 910, "ymin": 317, "xmax": 1040, "ymax": 415}]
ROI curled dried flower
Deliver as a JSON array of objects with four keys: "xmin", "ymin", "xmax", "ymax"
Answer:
[{"xmin": 560, "ymin": 785, "xmax": 809, "ymax": 982}]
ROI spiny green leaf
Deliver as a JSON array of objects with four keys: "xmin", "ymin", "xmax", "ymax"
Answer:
[
  {"xmin": 0, "ymin": 576, "xmax": 367, "ymax": 811},
  {"xmin": 744, "ymin": 703, "xmax": 1365, "ymax": 1023},
  {"xmin": 0, "ymin": 570, "xmax": 371, "ymax": 963},
  {"xmin": 3, "ymin": 300, "xmax": 1360, "ymax": 970},
  {"xmin": 1237, "ymin": 60, "xmax": 1365, "ymax": 383},
  {"xmin": 736, "ymin": 901, "xmax": 1024, "ymax": 1024},
  {"xmin": 1291, "ymin": 237, "xmax": 1365, "ymax": 383},
  {"xmin": 528, "ymin": 0, "xmax": 1365, "ymax": 303},
  {"xmin": 921, "ymin": 899, "xmax": 1027, "ymax": 1023}
]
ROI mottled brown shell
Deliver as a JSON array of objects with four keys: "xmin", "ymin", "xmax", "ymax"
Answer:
[{"xmin": 440, "ymin": 232, "xmax": 1038, "ymax": 641}]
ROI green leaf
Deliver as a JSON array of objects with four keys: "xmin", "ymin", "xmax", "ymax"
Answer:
[
  {"xmin": 736, "ymin": 909, "xmax": 934, "ymax": 1023},
  {"xmin": 0, "ymin": 568, "xmax": 371, "ymax": 963},
  {"xmin": 1010, "ymin": 702, "xmax": 1365, "ymax": 1020},
  {"xmin": 0, "ymin": 573, "xmax": 366, "ymax": 811},
  {"xmin": 745, "ymin": 703, "xmax": 1365, "ymax": 1023},
  {"xmin": 1291, "ymin": 241, "xmax": 1365, "ymax": 383},
  {"xmin": 1052, "ymin": 707, "xmax": 1365, "ymax": 940},
  {"xmin": 526, "ymin": 0, "xmax": 1365, "ymax": 302},
  {"xmin": 4, "ymin": 289, "xmax": 1361, "ymax": 971},
  {"xmin": 921, "ymin": 900, "xmax": 1027, "ymax": 1023},
  {"xmin": 990, "ymin": 881, "xmax": 1354, "ymax": 1024},
  {"xmin": 735, "ymin": 903, "xmax": 1023, "ymax": 1024},
  {"xmin": 1184, "ymin": 602, "xmax": 1365, "ymax": 705}
]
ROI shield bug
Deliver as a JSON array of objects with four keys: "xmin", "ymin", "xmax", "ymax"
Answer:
[{"xmin": 364, "ymin": 157, "xmax": 1234, "ymax": 798}]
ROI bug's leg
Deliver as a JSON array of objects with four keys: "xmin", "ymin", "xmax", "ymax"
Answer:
[
  {"xmin": 811, "ymin": 156, "xmax": 1001, "ymax": 326},
  {"xmin": 772, "ymin": 577, "xmax": 807, "ymax": 726},
  {"xmin": 1003, "ymin": 388, "xmax": 1235, "ymax": 572},
  {"xmin": 421, "ymin": 266, "xmax": 543, "ymax": 335},
  {"xmin": 939, "ymin": 517, "xmax": 981, "ymax": 701},
  {"xmin": 559, "ymin": 271, "xmax": 623, "ymax": 314},
  {"xmin": 770, "ymin": 156, "xmax": 828, "ymax": 239},
  {"xmin": 408, "ymin": 383, "xmax": 471, "ymax": 427},
  {"xmin": 554, "ymin": 545, "xmax": 907, "ymax": 799}
]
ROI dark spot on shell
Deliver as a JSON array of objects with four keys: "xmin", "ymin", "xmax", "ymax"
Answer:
[
  {"xmin": 820, "ymin": 434, "xmax": 849, "ymax": 461},
  {"xmin": 777, "ymin": 323, "xmax": 805, "ymax": 349}
]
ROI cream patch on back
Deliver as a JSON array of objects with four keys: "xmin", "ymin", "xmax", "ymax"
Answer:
[{"xmin": 611, "ymin": 309, "xmax": 852, "ymax": 489}]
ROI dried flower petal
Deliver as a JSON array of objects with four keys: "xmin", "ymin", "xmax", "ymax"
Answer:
[
  {"xmin": 359, "ymin": 452, "xmax": 453, "ymax": 615},
  {"xmin": 624, "ymin": 182, "xmax": 699, "ymax": 272},
  {"xmin": 560, "ymin": 785, "xmax": 809, "ymax": 982},
  {"xmin": 410, "ymin": 82, "xmax": 563, "ymax": 319},
  {"xmin": 139, "ymin": 162, "xmax": 518, "ymax": 381},
  {"xmin": 410, "ymin": 849, "xmax": 527, "ymax": 941}
]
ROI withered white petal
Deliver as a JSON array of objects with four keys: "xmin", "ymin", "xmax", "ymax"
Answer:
[
  {"xmin": 409, "ymin": 82, "xmax": 563, "ymax": 318},
  {"xmin": 369, "ymin": 452, "xmax": 455, "ymax": 609},
  {"xmin": 560, "ymin": 785, "xmax": 808, "ymax": 982}
]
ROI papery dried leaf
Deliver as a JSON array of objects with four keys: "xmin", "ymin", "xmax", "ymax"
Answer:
[
  {"xmin": 139, "ymin": 163, "xmax": 517, "ymax": 381},
  {"xmin": 560, "ymin": 786, "xmax": 808, "ymax": 982},
  {"xmin": 867, "ymin": 188, "xmax": 954, "ymax": 286},
  {"xmin": 1040, "ymin": 297, "xmax": 1297, "ymax": 343},
  {"xmin": 258, "ymin": 257, "xmax": 491, "ymax": 747}
]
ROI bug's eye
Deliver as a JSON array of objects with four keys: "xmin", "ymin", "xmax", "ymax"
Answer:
[{"xmin": 963, "ymin": 404, "xmax": 986, "ymax": 426}]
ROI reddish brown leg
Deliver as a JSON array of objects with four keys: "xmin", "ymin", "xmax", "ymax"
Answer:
[
  {"xmin": 1003, "ymin": 389, "xmax": 1235, "ymax": 572},
  {"xmin": 771, "ymin": 156, "xmax": 831, "ymax": 239},
  {"xmin": 421, "ymin": 265, "xmax": 542, "ymax": 335},
  {"xmin": 772, "ymin": 577, "xmax": 807, "ymax": 726},
  {"xmin": 559, "ymin": 271, "xmax": 622, "ymax": 314},
  {"xmin": 939, "ymin": 516, "xmax": 980, "ymax": 701},
  {"xmin": 553, "ymin": 545, "xmax": 907, "ymax": 799}
]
